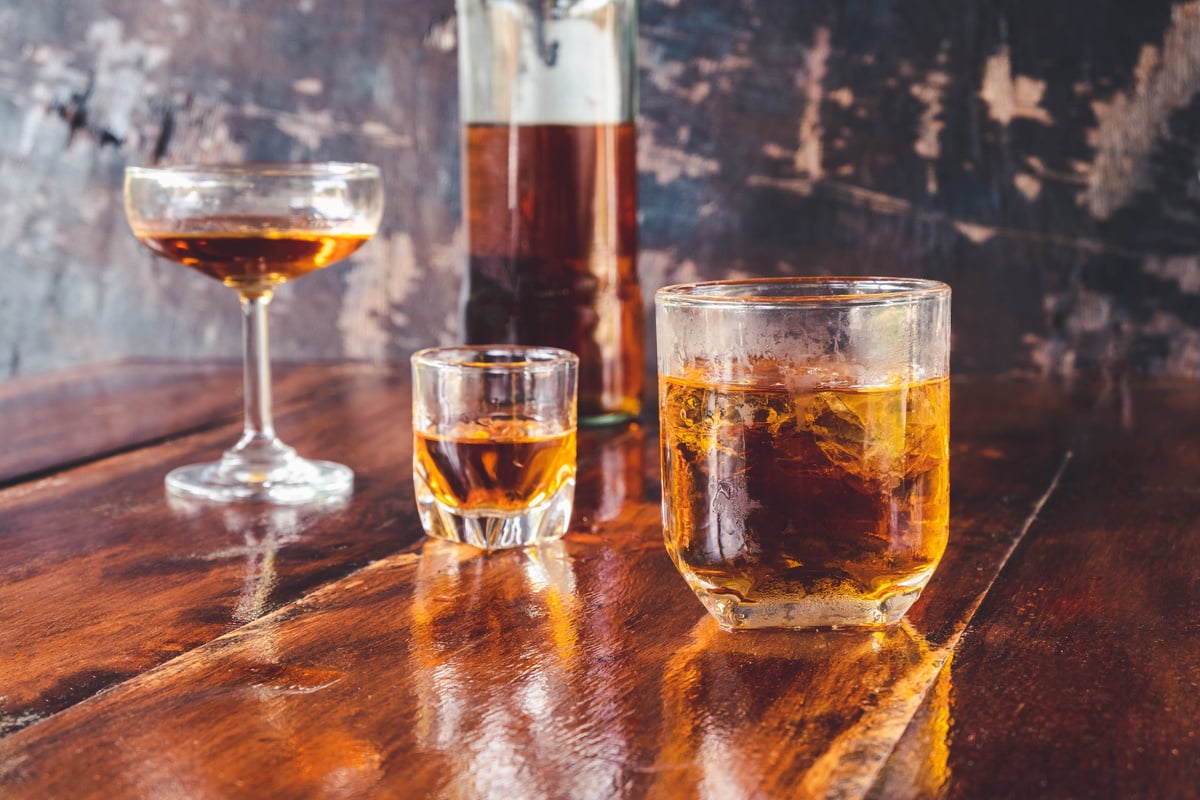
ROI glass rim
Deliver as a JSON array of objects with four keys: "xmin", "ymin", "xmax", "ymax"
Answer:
[
  {"xmin": 124, "ymin": 162, "xmax": 381, "ymax": 180},
  {"xmin": 412, "ymin": 345, "xmax": 579, "ymax": 372},
  {"xmin": 656, "ymin": 276, "xmax": 950, "ymax": 307}
]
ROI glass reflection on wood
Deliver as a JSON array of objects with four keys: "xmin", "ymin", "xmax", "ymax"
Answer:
[
  {"xmin": 409, "ymin": 539, "xmax": 629, "ymax": 797},
  {"xmin": 573, "ymin": 423, "xmax": 647, "ymax": 529},
  {"xmin": 169, "ymin": 495, "xmax": 347, "ymax": 624},
  {"xmin": 647, "ymin": 619, "xmax": 953, "ymax": 798}
]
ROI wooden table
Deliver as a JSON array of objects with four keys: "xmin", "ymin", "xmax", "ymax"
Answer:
[{"xmin": 0, "ymin": 362, "xmax": 1196, "ymax": 799}]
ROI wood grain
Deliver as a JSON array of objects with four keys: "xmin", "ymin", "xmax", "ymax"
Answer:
[
  {"xmin": 0, "ymin": 361, "xmax": 347, "ymax": 486},
  {"xmin": 0, "ymin": 370, "xmax": 1153, "ymax": 799},
  {"xmin": 0, "ymin": 363, "xmax": 420, "ymax": 734},
  {"xmin": 901, "ymin": 377, "xmax": 1200, "ymax": 799}
]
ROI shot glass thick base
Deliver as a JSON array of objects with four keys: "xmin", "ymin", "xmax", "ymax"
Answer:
[
  {"xmin": 416, "ymin": 480, "xmax": 575, "ymax": 551},
  {"xmin": 686, "ymin": 569, "xmax": 935, "ymax": 631}
]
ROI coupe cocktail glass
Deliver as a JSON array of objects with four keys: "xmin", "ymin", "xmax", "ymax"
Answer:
[{"xmin": 125, "ymin": 163, "xmax": 384, "ymax": 503}]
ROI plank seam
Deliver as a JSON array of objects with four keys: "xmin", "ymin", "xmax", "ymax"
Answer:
[
  {"xmin": 959, "ymin": 449, "xmax": 1074, "ymax": 626},
  {"xmin": 819, "ymin": 449, "xmax": 1075, "ymax": 800}
]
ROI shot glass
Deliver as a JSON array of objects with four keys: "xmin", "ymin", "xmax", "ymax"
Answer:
[
  {"xmin": 656, "ymin": 278, "xmax": 951, "ymax": 630},
  {"xmin": 412, "ymin": 346, "xmax": 579, "ymax": 551}
]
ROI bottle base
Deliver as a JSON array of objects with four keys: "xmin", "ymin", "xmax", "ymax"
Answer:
[{"xmin": 578, "ymin": 409, "xmax": 640, "ymax": 428}]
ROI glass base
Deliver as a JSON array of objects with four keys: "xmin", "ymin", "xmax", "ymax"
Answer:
[
  {"xmin": 166, "ymin": 443, "xmax": 353, "ymax": 505},
  {"xmin": 689, "ymin": 575, "xmax": 932, "ymax": 631},
  {"xmin": 416, "ymin": 481, "xmax": 575, "ymax": 551}
]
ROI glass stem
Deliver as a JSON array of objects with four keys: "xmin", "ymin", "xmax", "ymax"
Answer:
[{"xmin": 240, "ymin": 289, "xmax": 277, "ymax": 448}]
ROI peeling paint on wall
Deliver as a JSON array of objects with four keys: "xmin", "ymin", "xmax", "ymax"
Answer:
[
  {"xmin": 336, "ymin": 227, "xmax": 462, "ymax": 361},
  {"xmin": 979, "ymin": 45, "xmax": 1054, "ymax": 127},
  {"xmin": 12, "ymin": 21, "xmax": 167, "ymax": 156},
  {"xmin": 638, "ymin": 122, "xmax": 720, "ymax": 183},
  {"xmin": 640, "ymin": 51, "xmax": 752, "ymax": 106},
  {"xmin": 1013, "ymin": 173, "xmax": 1042, "ymax": 201},
  {"xmin": 910, "ymin": 69, "xmax": 949, "ymax": 193},
  {"xmin": 80, "ymin": 19, "xmax": 170, "ymax": 144},
  {"xmin": 1085, "ymin": 1, "xmax": 1200, "ymax": 219},
  {"xmin": 3, "ymin": 0, "xmax": 1200, "ymax": 381},
  {"xmin": 292, "ymin": 77, "xmax": 324, "ymax": 96},
  {"xmin": 1146, "ymin": 310, "xmax": 1200, "ymax": 373},
  {"xmin": 0, "ymin": 0, "xmax": 446, "ymax": 378},
  {"xmin": 794, "ymin": 26, "xmax": 831, "ymax": 181},
  {"xmin": 338, "ymin": 232, "xmax": 421, "ymax": 362},
  {"xmin": 1144, "ymin": 254, "xmax": 1200, "ymax": 292},
  {"xmin": 953, "ymin": 221, "xmax": 998, "ymax": 244},
  {"xmin": 426, "ymin": 15, "xmax": 457, "ymax": 52}
]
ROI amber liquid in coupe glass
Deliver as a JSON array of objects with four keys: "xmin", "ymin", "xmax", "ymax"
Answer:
[{"xmin": 136, "ymin": 217, "xmax": 371, "ymax": 292}]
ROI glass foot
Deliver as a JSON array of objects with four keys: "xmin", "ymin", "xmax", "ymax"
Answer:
[{"xmin": 166, "ymin": 446, "xmax": 353, "ymax": 505}]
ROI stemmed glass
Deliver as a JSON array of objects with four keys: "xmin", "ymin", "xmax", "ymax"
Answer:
[{"xmin": 124, "ymin": 163, "xmax": 384, "ymax": 504}]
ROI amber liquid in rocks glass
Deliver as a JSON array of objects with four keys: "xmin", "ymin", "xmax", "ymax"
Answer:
[{"xmin": 661, "ymin": 368, "xmax": 950, "ymax": 628}]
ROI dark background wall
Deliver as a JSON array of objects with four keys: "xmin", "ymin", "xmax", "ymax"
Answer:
[{"xmin": 2, "ymin": 0, "xmax": 1199, "ymax": 379}]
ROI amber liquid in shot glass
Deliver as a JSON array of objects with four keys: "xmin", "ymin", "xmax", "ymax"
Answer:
[{"xmin": 415, "ymin": 419, "xmax": 576, "ymax": 515}]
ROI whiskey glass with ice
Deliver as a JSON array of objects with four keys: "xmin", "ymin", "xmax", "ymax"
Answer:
[{"xmin": 656, "ymin": 277, "xmax": 951, "ymax": 630}]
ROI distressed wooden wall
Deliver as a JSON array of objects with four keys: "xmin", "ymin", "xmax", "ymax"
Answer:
[{"xmin": 2, "ymin": 0, "xmax": 1199, "ymax": 379}]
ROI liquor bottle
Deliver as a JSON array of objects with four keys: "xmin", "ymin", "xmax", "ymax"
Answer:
[{"xmin": 458, "ymin": 0, "xmax": 643, "ymax": 425}]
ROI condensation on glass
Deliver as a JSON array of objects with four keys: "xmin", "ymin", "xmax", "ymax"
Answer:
[{"xmin": 657, "ymin": 278, "xmax": 952, "ymax": 630}]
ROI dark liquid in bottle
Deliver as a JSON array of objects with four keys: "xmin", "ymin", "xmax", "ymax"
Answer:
[{"xmin": 462, "ymin": 122, "xmax": 643, "ymax": 424}]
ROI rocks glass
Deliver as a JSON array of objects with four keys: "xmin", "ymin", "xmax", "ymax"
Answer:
[{"xmin": 657, "ymin": 278, "xmax": 951, "ymax": 630}]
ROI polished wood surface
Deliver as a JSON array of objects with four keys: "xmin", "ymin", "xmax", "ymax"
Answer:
[
  {"xmin": 0, "ymin": 364, "xmax": 1196, "ymax": 798},
  {"xmin": 926, "ymin": 377, "xmax": 1200, "ymax": 798},
  {"xmin": 0, "ymin": 362, "xmax": 357, "ymax": 486},
  {"xmin": 0, "ymin": 363, "xmax": 418, "ymax": 729},
  {"xmin": 0, "ymin": 362, "xmax": 236, "ymax": 485}
]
